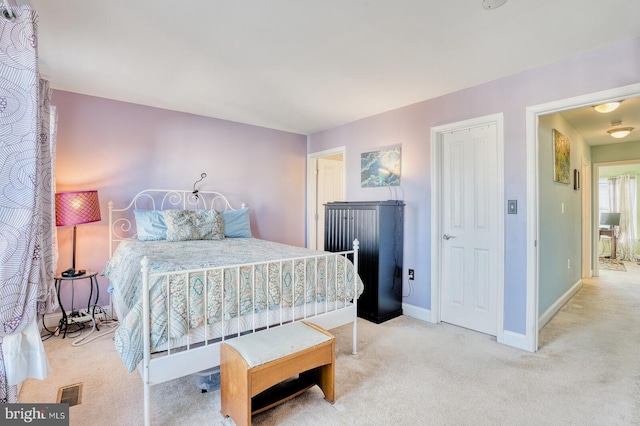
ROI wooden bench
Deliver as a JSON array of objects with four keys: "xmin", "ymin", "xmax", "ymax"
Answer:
[{"xmin": 220, "ymin": 321, "xmax": 335, "ymax": 426}]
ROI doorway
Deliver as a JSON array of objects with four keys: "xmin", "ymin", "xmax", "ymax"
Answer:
[
  {"xmin": 594, "ymin": 160, "xmax": 640, "ymax": 276},
  {"xmin": 307, "ymin": 147, "xmax": 346, "ymax": 250},
  {"xmin": 430, "ymin": 113, "xmax": 505, "ymax": 341},
  {"xmin": 525, "ymin": 82, "xmax": 640, "ymax": 352}
]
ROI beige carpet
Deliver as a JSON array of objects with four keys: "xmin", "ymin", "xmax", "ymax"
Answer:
[{"xmin": 20, "ymin": 265, "xmax": 640, "ymax": 425}]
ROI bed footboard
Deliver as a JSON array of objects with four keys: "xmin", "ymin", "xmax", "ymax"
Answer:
[{"xmin": 138, "ymin": 240, "xmax": 360, "ymax": 426}]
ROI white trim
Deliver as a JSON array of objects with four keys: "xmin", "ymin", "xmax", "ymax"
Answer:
[
  {"xmin": 582, "ymin": 157, "xmax": 592, "ymax": 279},
  {"xmin": 593, "ymin": 163, "xmax": 600, "ymax": 277},
  {"xmin": 525, "ymin": 83, "xmax": 640, "ymax": 353},
  {"xmin": 401, "ymin": 303, "xmax": 431, "ymax": 322},
  {"xmin": 538, "ymin": 279, "xmax": 582, "ymax": 330},
  {"xmin": 306, "ymin": 146, "xmax": 346, "ymax": 249},
  {"xmin": 501, "ymin": 330, "xmax": 529, "ymax": 351},
  {"xmin": 430, "ymin": 113, "xmax": 505, "ymax": 345},
  {"xmin": 525, "ymin": 105, "xmax": 540, "ymax": 353}
]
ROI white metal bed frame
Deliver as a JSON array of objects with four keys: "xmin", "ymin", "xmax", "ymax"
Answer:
[{"xmin": 107, "ymin": 189, "xmax": 360, "ymax": 426}]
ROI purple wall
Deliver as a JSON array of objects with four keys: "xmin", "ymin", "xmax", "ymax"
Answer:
[
  {"xmin": 53, "ymin": 91, "xmax": 307, "ymax": 311},
  {"xmin": 307, "ymin": 37, "xmax": 640, "ymax": 334}
]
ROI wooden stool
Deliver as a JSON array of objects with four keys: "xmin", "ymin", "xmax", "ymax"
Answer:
[{"xmin": 220, "ymin": 321, "xmax": 335, "ymax": 426}]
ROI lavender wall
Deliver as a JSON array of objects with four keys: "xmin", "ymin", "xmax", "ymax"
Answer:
[
  {"xmin": 307, "ymin": 37, "xmax": 640, "ymax": 335},
  {"xmin": 53, "ymin": 91, "xmax": 307, "ymax": 312}
]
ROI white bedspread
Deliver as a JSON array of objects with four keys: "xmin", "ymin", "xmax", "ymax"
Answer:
[{"xmin": 102, "ymin": 238, "xmax": 362, "ymax": 371}]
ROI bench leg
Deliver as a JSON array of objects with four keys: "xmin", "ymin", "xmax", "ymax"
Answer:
[
  {"xmin": 317, "ymin": 362, "xmax": 335, "ymax": 403},
  {"xmin": 299, "ymin": 362, "xmax": 335, "ymax": 403},
  {"xmin": 221, "ymin": 345, "xmax": 252, "ymax": 426}
]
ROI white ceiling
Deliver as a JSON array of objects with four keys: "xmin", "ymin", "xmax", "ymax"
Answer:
[
  {"xmin": 14, "ymin": 0, "xmax": 640, "ymax": 135},
  {"xmin": 559, "ymin": 97, "xmax": 640, "ymax": 146}
]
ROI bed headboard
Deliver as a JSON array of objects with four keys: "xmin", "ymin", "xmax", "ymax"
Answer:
[{"xmin": 108, "ymin": 189, "xmax": 239, "ymax": 255}]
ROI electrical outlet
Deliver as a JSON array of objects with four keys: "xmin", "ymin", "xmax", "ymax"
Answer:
[
  {"xmin": 568, "ymin": 259, "xmax": 570, "ymax": 269},
  {"xmin": 408, "ymin": 269, "xmax": 414, "ymax": 280}
]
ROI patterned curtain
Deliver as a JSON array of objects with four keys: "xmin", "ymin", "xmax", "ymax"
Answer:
[
  {"xmin": 0, "ymin": 4, "xmax": 56, "ymax": 404},
  {"xmin": 616, "ymin": 175, "xmax": 637, "ymax": 261},
  {"xmin": 607, "ymin": 177, "xmax": 618, "ymax": 214}
]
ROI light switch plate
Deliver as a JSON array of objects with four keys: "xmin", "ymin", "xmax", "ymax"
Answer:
[{"xmin": 508, "ymin": 200, "xmax": 517, "ymax": 214}]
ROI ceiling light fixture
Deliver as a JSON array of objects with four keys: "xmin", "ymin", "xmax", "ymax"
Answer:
[
  {"xmin": 593, "ymin": 101, "xmax": 622, "ymax": 113},
  {"xmin": 607, "ymin": 121, "xmax": 634, "ymax": 139},
  {"xmin": 482, "ymin": 0, "xmax": 507, "ymax": 9}
]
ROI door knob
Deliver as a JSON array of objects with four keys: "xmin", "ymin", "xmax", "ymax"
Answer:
[{"xmin": 443, "ymin": 234, "xmax": 456, "ymax": 240}]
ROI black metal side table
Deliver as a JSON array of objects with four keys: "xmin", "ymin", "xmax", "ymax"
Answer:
[{"xmin": 54, "ymin": 270, "xmax": 99, "ymax": 338}]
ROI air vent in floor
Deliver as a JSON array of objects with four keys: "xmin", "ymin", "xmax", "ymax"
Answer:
[{"xmin": 57, "ymin": 383, "xmax": 83, "ymax": 407}]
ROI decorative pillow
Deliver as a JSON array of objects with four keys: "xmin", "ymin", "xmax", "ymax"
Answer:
[
  {"xmin": 221, "ymin": 208, "xmax": 252, "ymax": 238},
  {"xmin": 164, "ymin": 209, "xmax": 225, "ymax": 242},
  {"xmin": 134, "ymin": 210, "xmax": 167, "ymax": 241}
]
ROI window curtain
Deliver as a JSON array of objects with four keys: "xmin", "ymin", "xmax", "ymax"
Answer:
[
  {"xmin": 606, "ymin": 176, "xmax": 637, "ymax": 261},
  {"xmin": 0, "ymin": 4, "xmax": 57, "ymax": 404},
  {"xmin": 607, "ymin": 177, "xmax": 618, "ymax": 216},
  {"xmin": 616, "ymin": 175, "xmax": 637, "ymax": 261}
]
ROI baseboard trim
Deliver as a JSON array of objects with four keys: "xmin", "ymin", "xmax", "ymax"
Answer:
[
  {"xmin": 402, "ymin": 302, "xmax": 535, "ymax": 351},
  {"xmin": 501, "ymin": 330, "xmax": 530, "ymax": 351},
  {"xmin": 538, "ymin": 278, "xmax": 582, "ymax": 330},
  {"xmin": 401, "ymin": 303, "xmax": 431, "ymax": 322}
]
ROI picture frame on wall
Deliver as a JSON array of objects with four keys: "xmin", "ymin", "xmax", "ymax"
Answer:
[
  {"xmin": 553, "ymin": 129, "xmax": 571, "ymax": 184},
  {"xmin": 574, "ymin": 169, "xmax": 580, "ymax": 190},
  {"xmin": 361, "ymin": 145, "xmax": 401, "ymax": 188}
]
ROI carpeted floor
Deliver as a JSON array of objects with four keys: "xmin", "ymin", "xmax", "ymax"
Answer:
[{"xmin": 20, "ymin": 265, "xmax": 640, "ymax": 425}]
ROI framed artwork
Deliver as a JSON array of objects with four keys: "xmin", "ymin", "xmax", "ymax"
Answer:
[
  {"xmin": 553, "ymin": 129, "xmax": 570, "ymax": 184},
  {"xmin": 361, "ymin": 145, "xmax": 401, "ymax": 187}
]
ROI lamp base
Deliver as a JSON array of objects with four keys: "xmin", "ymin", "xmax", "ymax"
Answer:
[{"xmin": 61, "ymin": 268, "xmax": 86, "ymax": 278}]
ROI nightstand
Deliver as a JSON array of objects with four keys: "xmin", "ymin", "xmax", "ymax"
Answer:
[{"xmin": 54, "ymin": 270, "xmax": 99, "ymax": 338}]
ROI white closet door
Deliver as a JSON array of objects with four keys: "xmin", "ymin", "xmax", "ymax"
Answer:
[{"xmin": 441, "ymin": 124, "xmax": 499, "ymax": 336}]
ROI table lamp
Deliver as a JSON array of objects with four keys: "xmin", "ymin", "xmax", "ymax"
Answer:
[{"xmin": 55, "ymin": 190, "xmax": 101, "ymax": 277}]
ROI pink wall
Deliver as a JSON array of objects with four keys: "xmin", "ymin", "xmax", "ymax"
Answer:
[
  {"xmin": 53, "ymin": 90, "xmax": 307, "ymax": 312},
  {"xmin": 307, "ymin": 37, "xmax": 640, "ymax": 334}
]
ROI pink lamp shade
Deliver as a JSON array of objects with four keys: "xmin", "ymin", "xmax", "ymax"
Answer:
[{"xmin": 55, "ymin": 190, "xmax": 102, "ymax": 227}]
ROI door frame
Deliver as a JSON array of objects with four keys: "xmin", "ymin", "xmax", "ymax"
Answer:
[
  {"xmin": 306, "ymin": 146, "xmax": 346, "ymax": 249},
  {"xmin": 525, "ymin": 82, "xmax": 640, "ymax": 352},
  {"xmin": 582, "ymin": 156, "xmax": 592, "ymax": 279},
  {"xmin": 430, "ymin": 113, "xmax": 505, "ymax": 343}
]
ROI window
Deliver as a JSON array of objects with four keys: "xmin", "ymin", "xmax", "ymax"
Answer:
[{"xmin": 598, "ymin": 179, "xmax": 610, "ymax": 227}]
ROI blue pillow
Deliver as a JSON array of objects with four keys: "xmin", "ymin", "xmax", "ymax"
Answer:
[
  {"xmin": 134, "ymin": 209, "xmax": 167, "ymax": 241},
  {"xmin": 221, "ymin": 208, "xmax": 252, "ymax": 238}
]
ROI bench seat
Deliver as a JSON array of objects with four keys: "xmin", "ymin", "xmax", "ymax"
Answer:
[{"xmin": 220, "ymin": 321, "xmax": 335, "ymax": 426}]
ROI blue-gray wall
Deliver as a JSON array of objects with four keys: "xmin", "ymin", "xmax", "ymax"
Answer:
[
  {"xmin": 592, "ymin": 140, "xmax": 640, "ymax": 163},
  {"xmin": 538, "ymin": 114, "xmax": 589, "ymax": 315}
]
